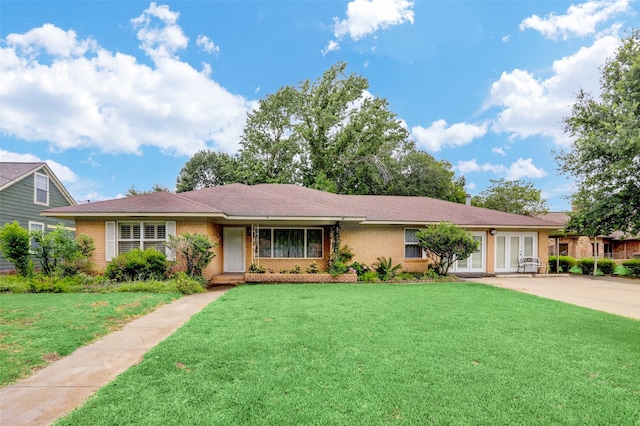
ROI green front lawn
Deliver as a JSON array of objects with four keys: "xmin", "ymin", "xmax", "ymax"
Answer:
[
  {"xmin": 0, "ymin": 292, "xmax": 180, "ymax": 386},
  {"xmin": 59, "ymin": 284, "xmax": 640, "ymax": 425}
]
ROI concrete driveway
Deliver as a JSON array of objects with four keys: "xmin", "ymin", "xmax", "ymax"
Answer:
[{"xmin": 471, "ymin": 275, "xmax": 640, "ymax": 320}]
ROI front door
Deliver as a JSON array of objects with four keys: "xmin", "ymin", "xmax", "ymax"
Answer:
[{"xmin": 223, "ymin": 227, "xmax": 245, "ymax": 272}]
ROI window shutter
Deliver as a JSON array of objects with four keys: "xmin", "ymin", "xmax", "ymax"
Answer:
[
  {"xmin": 165, "ymin": 221, "xmax": 176, "ymax": 261},
  {"xmin": 105, "ymin": 221, "xmax": 116, "ymax": 261}
]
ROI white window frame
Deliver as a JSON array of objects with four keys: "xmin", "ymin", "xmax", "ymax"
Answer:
[
  {"xmin": 105, "ymin": 221, "xmax": 176, "ymax": 261},
  {"xmin": 28, "ymin": 221, "xmax": 45, "ymax": 253},
  {"xmin": 34, "ymin": 172, "xmax": 49, "ymax": 206},
  {"xmin": 117, "ymin": 222, "xmax": 167, "ymax": 253},
  {"xmin": 256, "ymin": 228, "xmax": 324, "ymax": 259},
  {"xmin": 404, "ymin": 228, "xmax": 425, "ymax": 259}
]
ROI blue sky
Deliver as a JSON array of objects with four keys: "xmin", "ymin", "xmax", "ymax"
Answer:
[{"xmin": 1, "ymin": 0, "xmax": 637, "ymax": 210}]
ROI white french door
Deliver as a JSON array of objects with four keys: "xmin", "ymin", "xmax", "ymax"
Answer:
[
  {"xmin": 494, "ymin": 232, "xmax": 536, "ymax": 273},
  {"xmin": 454, "ymin": 233, "xmax": 485, "ymax": 273}
]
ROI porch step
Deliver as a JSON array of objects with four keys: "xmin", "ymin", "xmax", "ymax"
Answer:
[{"xmin": 209, "ymin": 273, "xmax": 245, "ymax": 286}]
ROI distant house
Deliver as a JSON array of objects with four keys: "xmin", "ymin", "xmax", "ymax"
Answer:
[
  {"xmin": 42, "ymin": 183, "xmax": 561, "ymax": 282},
  {"xmin": 0, "ymin": 162, "xmax": 76, "ymax": 271},
  {"xmin": 542, "ymin": 212, "xmax": 640, "ymax": 261}
]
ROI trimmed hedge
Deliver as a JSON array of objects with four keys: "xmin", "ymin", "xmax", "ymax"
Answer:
[
  {"xmin": 548, "ymin": 255, "xmax": 577, "ymax": 273},
  {"xmin": 578, "ymin": 258, "xmax": 617, "ymax": 275},
  {"xmin": 622, "ymin": 259, "xmax": 640, "ymax": 277}
]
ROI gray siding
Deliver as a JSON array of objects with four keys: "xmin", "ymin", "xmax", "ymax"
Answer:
[{"xmin": 0, "ymin": 170, "xmax": 75, "ymax": 271}]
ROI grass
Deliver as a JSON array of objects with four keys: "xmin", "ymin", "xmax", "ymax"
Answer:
[
  {"xmin": 58, "ymin": 283, "xmax": 640, "ymax": 425},
  {"xmin": 0, "ymin": 292, "xmax": 180, "ymax": 386}
]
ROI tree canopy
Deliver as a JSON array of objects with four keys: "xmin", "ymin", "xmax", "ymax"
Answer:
[
  {"xmin": 416, "ymin": 222, "xmax": 478, "ymax": 276},
  {"xmin": 176, "ymin": 62, "xmax": 466, "ymax": 202},
  {"xmin": 559, "ymin": 30, "xmax": 640, "ymax": 236},
  {"xmin": 471, "ymin": 178, "xmax": 549, "ymax": 216}
]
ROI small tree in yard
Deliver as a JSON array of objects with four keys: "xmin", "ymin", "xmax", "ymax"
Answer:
[
  {"xmin": 0, "ymin": 221, "xmax": 33, "ymax": 277},
  {"xmin": 166, "ymin": 233, "xmax": 218, "ymax": 278},
  {"xmin": 31, "ymin": 224, "xmax": 95, "ymax": 277},
  {"xmin": 416, "ymin": 222, "xmax": 478, "ymax": 276}
]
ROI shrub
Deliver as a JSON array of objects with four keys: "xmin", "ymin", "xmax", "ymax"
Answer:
[
  {"xmin": 595, "ymin": 258, "xmax": 616, "ymax": 275},
  {"xmin": 0, "ymin": 221, "xmax": 33, "ymax": 277},
  {"xmin": 348, "ymin": 261, "xmax": 369, "ymax": 276},
  {"xmin": 306, "ymin": 262, "xmax": 320, "ymax": 274},
  {"xmin": 548, "ymin": 255, "xmax": 577, "ymax": 273},
  {"xmin": 373, "ymin": 257, "xmax": 402, "ymax": 281},
  {"xmin": 289, "ymin": 265, "xmax": 302, "ymax": 274},
  {"xmin": 166, "ymin": 233, "xmax": 217, "ymax": 278},
  {"xmin": 622, "ymin": 259, "xmax": 640, "ymax": 277},
  {"xmin": 105, "ymin": 248, "xmax": 169, "ymax": 282},
  {"xmin": 328, "ymin": 261, "xmax": 349, "ymax": 277},
  {"xmin": 30, "ymin": 225, "xmax": 95, "ymax": 277},
  {"xmin": 416, "ymin": 222, "xmax": 478, "ymax": 276},
  {"xmin": 174, "ymin": 272, "xmax": 205, "ymax": 295},
  {"xmin": 249, "ymin": 263, "xmax": 266, "ymax": 273},
  {"xmin": 359, "ymin": 270, "xmax": 379, "ymax": 282},
  {"xmin": 578, "ymin": 258, "xmax": 616, "ymax": 275}
]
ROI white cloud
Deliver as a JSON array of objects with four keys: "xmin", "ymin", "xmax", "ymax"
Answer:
[
  {"xmin": 0, "ymin": 149, "xmax": 78, "ymax": 184},
  {"xmin": 456, "ymin": 159, "xmax": 507, "ymax": 175},
  {"xmin": 506, "ymin": 158, "xmax": 547, "ymax": 180},
  {"xmin": 456, "ymin": 157, "xmax": 546, "ymax": 180},
  {"xmin": 486, "ymin": 35, "xmax": 619, "ymax": 146},
  {"xmin": 196, "ymin": 35, "xmax": 220, "ymax": 53},
  {"xmin": 519, "ymin": 0, "xmax": 631, "ymax": 40},
  {"xmin": 0, "ymin": 4, "xmax": 256, "ymax": 156},
  {"xmin": 492, "ymin": 147, "xmax": 506, "ymax": 156},
  {"xmin": 411, "ymin": 119, "xmax": 488, "ymax": 152},
  {"xmin": 321, "ymin": 40, "xmax": 340, "ymax": 56},
  {"xmin": 325, "ymin": 0, "xmax": 414, "ymax": 54},
  {"xmin": 131, "ymin": 2, "xmax": 188, "ymax": 60},
  {"xmin": 5, "ymin": 23, "xmax": 96, "ymax": 58}
]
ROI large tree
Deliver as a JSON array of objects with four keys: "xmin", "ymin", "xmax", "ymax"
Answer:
[
  {"xmin": 472, "ymin": 178, "xmax": 549, "ymax": 216},
  {"xmin": 560, "ymin": 30, "xmax": 640, "ymax": 236},
  {"xmin": 176, "ymin": 62, "xmax": 466, "ymax": 201}
]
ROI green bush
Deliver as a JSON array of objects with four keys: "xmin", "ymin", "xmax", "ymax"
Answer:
[
  {"xmin": 173, "ymin": 272, "xmax": 205, "ymax": 295},
  {"xmin": 622, "ymin": 259, "xmax": 640, "ymax": 277},
  {"xmin": 348, "ymin": 261, "xmax": 370, "ymax": 276},
  {"xmin": 306, "ymin": 262, "xmax": 320, "ymax": 274},
  {"xmin": 105, "ymin": 248, "xmax": 169, "ymax": 282},
  {"xmin": 548, "ymin": 255, "xmax": 577, "ymax": 273},
  {"xmin": 0, "ymin": 275, "xmax": 31, "ymax": 293},
  {"xmin": 578, "ymin": 258, "xmax": 616, "ymax": 275},
  {"xmin": 166, "ymin": 233, "xmax": 217, "ymax": 278},
  {"xmin": 249, "ymin": 263, "xmax": 266, "ymax": 273},
  {"xmin": 373, "ymin": 257, "xmax": 402, "ymax": 281},
  {"xmin": 358, "ymin": 270, "xmax": 379, "ymax": 283},
  {"xmin": 0, "ymin": 221, "xmax": 33, "ymax": 277}
]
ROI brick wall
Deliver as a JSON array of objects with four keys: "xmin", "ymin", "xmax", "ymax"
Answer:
[
  {"xmin": 76, "ymin": 219, "xmax": 106, "ymax": 271},
  {"xmin": 341, "ymin": 224, "xmax": 430, "ymax": 273}
]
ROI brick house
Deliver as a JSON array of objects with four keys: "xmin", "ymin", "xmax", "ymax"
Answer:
[
  {"xmin": 542, "ymin": 212, "xmax": 640, "ymax": 261},
  {"xmin": 43, "ymin": 183, "xmax": 561, "ymax": 281}
]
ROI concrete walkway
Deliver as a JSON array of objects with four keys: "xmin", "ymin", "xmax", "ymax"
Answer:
[
  {"xmin": 0, "ymin": 286, "xmax": 231, "ymax": 426},
  {"xmin": 471, "ymin": 275, "xmax": 640, "ymax": 320}
]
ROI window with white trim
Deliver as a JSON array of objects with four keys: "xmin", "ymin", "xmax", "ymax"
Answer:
[
  {"xmin": 34, "ymin": 173, "xmax": 49, "ymax": 205},
  {"xmin": 29, "ymin": 222, "xmax": 45, "ymax": 252},
  {"xmin": 257, "ymin": 228, "xmax": 323, "ymax": 258},
  {"xmin": 404, "ymin": 228, "xmax": 424, "ymax": 258},
  {"xmin": 118, "ymin": 222, "xmax": 167, "ymax": 254}
]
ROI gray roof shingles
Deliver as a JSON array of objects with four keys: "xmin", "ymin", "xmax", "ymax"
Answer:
[{"xmin": 43, "ymin": 183, "xmax": 562, "ymax": 227}]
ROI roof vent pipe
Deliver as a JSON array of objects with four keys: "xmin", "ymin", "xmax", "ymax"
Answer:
[{"xmin": 465, "ymin": 194, "xmax": 471, "ymax": 206}]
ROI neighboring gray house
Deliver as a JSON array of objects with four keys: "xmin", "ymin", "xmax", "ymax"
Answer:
[{"xmin": 0, "ymin": 162, "xmax": 76, "ymax": 271}]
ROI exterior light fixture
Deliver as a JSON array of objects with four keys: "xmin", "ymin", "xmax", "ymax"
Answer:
[{"xmin": 490, "ymin": 228, "xmax": 498, "ymax": 235}]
